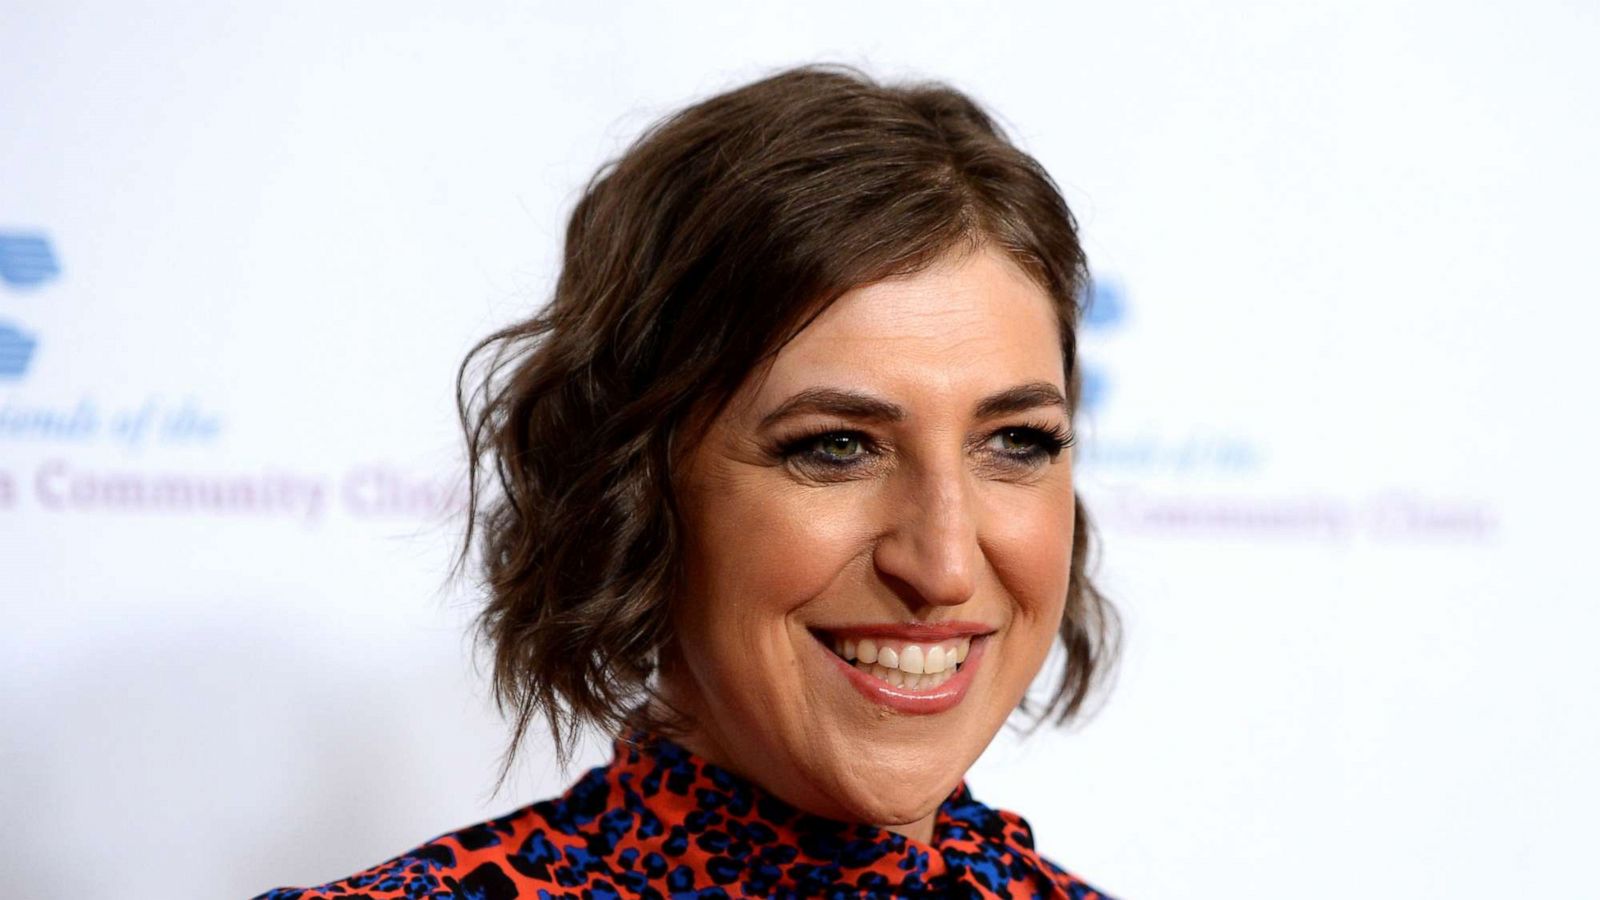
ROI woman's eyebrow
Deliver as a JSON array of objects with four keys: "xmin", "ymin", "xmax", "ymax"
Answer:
[
  {"xmin": 759, "ymin": 382, "xmax": 1066, "ymax": 429},
  {"xmin": 974, "ymin": 382, "xmax": 1068, "ymax": 418},
  {"xmin": 758, "ymin": 389, "xmax": 905, "ymax": 429}
]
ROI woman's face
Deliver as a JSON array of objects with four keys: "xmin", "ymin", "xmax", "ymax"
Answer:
[{"xmin": 663, "ymin": 244, "xmax": 1075, "ymax": 841}]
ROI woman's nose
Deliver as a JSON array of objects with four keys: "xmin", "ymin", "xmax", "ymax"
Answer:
[{"xmin": 871, "ymin": 467, "xmax": 979, "ymax": 609}]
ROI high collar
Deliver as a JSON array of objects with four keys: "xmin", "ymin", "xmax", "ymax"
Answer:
[{"xmin": 567, "ymin": 731, "xmax": 1084, "ymax": 898}]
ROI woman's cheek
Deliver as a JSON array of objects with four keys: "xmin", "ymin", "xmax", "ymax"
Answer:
[
  {"xmin": 730, "ymin": 478, "xmax": 878, "ymax": 601},
  {"xmin": 984, "ymin": 483, "xmax": 1075, "ymax": 625}
]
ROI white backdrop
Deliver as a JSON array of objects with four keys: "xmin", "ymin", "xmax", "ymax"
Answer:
[{"xmin": 3, "ymin": 2, "xmax": 1597, "ymax": 897}]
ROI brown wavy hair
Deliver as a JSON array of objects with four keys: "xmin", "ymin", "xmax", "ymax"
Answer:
[{"xmin": 457, "ymin": 65, "xmax": 1118, "ymax": 767}]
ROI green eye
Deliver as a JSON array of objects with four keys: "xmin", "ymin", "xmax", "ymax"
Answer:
[
  {"xmin": 995, "ymin": 429, "xmax": 1034, "ymax": 451},
  {"xmin": 984, "ymin": 425, "xmax": 1070, "ymax": 464},
  {"xmin": 818, "ymin": 434, "xmax": 864, "ymax": 459},
  {"xmin": 777, "ymin": 430, "xmax": 874, "ymax": 473}
]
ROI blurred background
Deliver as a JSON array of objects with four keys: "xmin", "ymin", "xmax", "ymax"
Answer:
[{"xmin": 3, "ymin": 2, "xmax": 1596, "ymax": 897}]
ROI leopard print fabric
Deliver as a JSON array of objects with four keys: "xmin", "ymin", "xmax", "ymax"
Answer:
[{"xmin": 255, "ymin": 733, "xmax": 1112, "ymax": 899}]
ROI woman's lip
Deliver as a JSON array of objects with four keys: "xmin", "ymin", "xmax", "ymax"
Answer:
[
  {"xmin": 813, "ymin": 632, "xmax": 989, "ymax": 715},
  {"xmin": 810, "ymin": 621, "xmax": 995, "ymax": 641}
]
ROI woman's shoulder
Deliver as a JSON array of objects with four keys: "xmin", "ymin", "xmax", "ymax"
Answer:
[{"xmin": 251, "ymin": 800, "xmax": 569, "ymax": 900}]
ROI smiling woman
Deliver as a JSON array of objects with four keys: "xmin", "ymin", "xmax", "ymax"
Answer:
[
  {"xmin": 668, "ymin": 248, "xmax": 1086, "ymax": 840},
  {"xmin": 259, "ymin": 65, "xmax": 1119, "ymax": 900}
]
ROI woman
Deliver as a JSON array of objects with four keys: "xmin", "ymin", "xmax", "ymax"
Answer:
[{"xmin": 259, "ymin": 65, "xmax": 1118, "ymax": 900}]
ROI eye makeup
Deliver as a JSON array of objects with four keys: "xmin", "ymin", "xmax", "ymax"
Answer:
[{"xmin": 770, "ymin": 419, "xmax": 1073, "ymax": 481}]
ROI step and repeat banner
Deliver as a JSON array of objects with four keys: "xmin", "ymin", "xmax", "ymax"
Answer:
[{"xmin": 3, "ymin": 3, "xmax": 1595, "ymax": 898}]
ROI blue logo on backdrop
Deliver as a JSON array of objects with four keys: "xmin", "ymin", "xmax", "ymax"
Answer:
[
  {"xmin": 1085, "ymin": 277, "xmax": 1126, "ymax": 329},
  {"xmin": 0, "ymin": 322, "xmax": 38, "ymax": 378},
  {"xmin": 0, "ymin": 231, "xmax": 59, "ymax": 378},
  {"xmin": 1079, "ymin": 277, "xmax": 1126, "ymax": 413},
  {"xmin": 0, "ymin": 233, "xmax": 62, "ymax": 289}
]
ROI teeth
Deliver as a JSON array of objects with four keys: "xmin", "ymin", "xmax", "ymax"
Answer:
[
  {"xmin": 852, "ymin": 661, "xmax": 960, "ymax": 691},
  {"xmin": 838, "ymin": 635, "xmax": 977, "ymax": 690},
  {"xmin": 900, "ymin": 645, "xmax": 925, "ymax": 674},
  {"xmin": 858, "ymin": 639, "xmax": 878, "ymax": 665}
]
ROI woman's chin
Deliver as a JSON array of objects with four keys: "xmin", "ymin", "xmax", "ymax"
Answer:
[
  {"xmin": 854, "ymin": 792, "xmax": 948, "ymax": 831},
  {"xmin": 809, "ymin": 754, "xmax": 967, "ymax": 833}
]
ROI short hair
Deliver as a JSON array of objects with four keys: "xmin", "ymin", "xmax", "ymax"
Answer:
[{"xmin": 458, "ymin": 65, "xmax": 1118, "ymax": 765}]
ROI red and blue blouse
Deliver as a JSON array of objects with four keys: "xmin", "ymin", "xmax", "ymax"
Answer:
[{"xmin": 256, "ymin": 733, "xmax": 1112, "ymax": 899}]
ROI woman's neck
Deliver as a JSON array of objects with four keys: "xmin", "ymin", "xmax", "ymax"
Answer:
[{"xmin": 643, "ymin": 682, "xmax": 939, "ymax": 844}]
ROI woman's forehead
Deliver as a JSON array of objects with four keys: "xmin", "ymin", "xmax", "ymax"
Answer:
[{"xmin": 747, "ymin": 247, "xmax": 1066, "ymax": 411}]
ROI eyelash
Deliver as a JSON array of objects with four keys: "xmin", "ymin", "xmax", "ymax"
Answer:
[{"xmin": 776, "ymin": 422, "xmax": 1075, "ymax": 473}]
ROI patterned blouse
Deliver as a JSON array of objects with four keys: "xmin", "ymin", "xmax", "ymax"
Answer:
[{"xmin": 255, "ymin": 733, "xmax": 1112, "ymax": 899}]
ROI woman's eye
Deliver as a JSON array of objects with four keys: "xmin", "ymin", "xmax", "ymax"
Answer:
[
  {"xmin": 984, "ymin": 425, "xmax": 1070, "ymax": 462},
  {"xmin": 779, "ymin": 431, "xmax": 872, "ymax": 470},
  {"xmin": 994, "ymin": 429, "xmax": 1034, "ymax": 452},
  {"xmin": 989, "ymin": 428, "xmax": 1040, "ymax": 454},
  {"xmin": 814, "ymin": 433, "xmax": 865, "ymax": 461}
]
